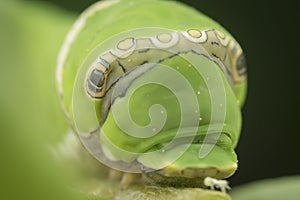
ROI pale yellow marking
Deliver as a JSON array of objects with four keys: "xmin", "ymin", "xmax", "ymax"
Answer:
[
  {"xmin": 111, "ymin": 38, "xmax": 136, "ymax": 58},
  {"xmin": 117, "ymin": 38, "xmax": 135, "ymax": 50},
  {"xmin": 216, "ymin": 30, "xmax": 225, "ymax": 39},
  {"xmin": 188, "ymin": 29, "xmax": 202, "ymax": 38},
  {"xmin": 157, "ymin": 33, "xmax": 172, "ymax": 43},
  {"xmin": 150, "ymin": 32, "xmax": 179, "ymax": 48},
  {"xmin": 216, "ymin": 30, "xmax": 230, "ymax": 46},
  {"xmin": 182, "ymin": 30, "xmax": 207, "ymax": 43}
]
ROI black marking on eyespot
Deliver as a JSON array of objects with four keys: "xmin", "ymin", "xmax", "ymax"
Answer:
[
  {"xmin": 90, "ymin": 68, "xmax": 105, "ymax": 87},
  {"xmin": 212, "ymin": 53, "xmax": 220, "ymax": 60},
  {"xmin": 117, "ymin": 60, "xmax": 126, "ymax": 73},
  {"xmin": 138, "ymin": 48, "xmax": 151, "ymax": 53},
  {"xmin": 140, "ymin": 60, "xmax": 149, "ymax": 66},
  {"xmin": 211, "ymin": 41, "xmax": 220, "ymax": 46}
]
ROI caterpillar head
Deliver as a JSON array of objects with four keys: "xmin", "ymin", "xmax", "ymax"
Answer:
[{"xmin": 57, "ymin": 0, "xmax": 247, "ymax": 187}]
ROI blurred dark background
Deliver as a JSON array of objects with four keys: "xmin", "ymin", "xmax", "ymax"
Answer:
[{"xmin": 37, "ymin": 0, "xmax": 299, "ymax": 186}]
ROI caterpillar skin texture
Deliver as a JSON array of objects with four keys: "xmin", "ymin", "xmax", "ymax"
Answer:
[{"xmin": 57, "ymin": 0, "xmax": 247, "ymax": 187}]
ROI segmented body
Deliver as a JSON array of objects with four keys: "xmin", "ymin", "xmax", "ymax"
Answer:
[
  {"xmin": 56, "ymin": 0, "xmax": 247, "ymax": 186},
  {"xmin": 84, "ymin": 29, "xmax": 246, "ymax": 123},
  {"xmin": 86, "ymin": 29, "xmax": 246, "ymax": 99},
  {"xmin": 56, "ymin": 0, "xmax": 247, "ymax": 126}
]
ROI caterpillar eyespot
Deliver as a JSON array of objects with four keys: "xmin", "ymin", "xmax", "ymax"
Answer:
[{"xmin": 57, "ymin": 0, "xmax": 247, "ymax": 187}]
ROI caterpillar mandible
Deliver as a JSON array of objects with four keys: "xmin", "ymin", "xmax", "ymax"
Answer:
[{"xmin": 57, "ymin": 0, "xmax": 247, "ymax": 188}]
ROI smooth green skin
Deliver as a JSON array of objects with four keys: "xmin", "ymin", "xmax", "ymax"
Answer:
[
  {"xmin": 62, "ymin": 0, "xmax": 245, "ymax": 174},
  {"xmin": 101, "ymin": 56, "xmax": 240, "ymax": 172}
]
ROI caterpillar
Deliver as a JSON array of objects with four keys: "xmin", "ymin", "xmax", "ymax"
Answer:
[{"xmin": 57, "ymin": 0, "xmax": 247, "ymax": 188}]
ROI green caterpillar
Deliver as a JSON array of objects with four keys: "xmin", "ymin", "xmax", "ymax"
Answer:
[{"xmin": 57, "ymin": 0, "xmax": 247, "ymax": 187}]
